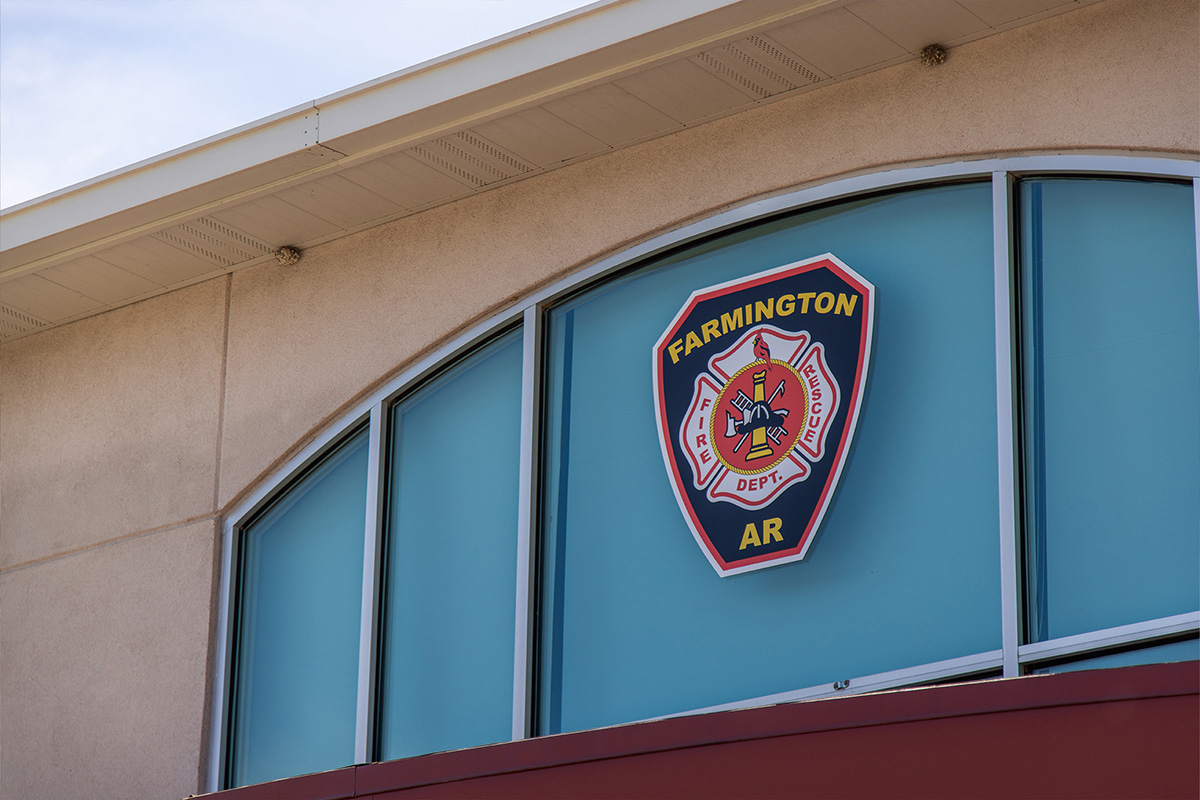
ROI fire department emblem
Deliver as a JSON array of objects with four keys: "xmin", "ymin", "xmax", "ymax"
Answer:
[{"xmin": 652, "ymin": 254, "xmax": 875, "ymax": 576}]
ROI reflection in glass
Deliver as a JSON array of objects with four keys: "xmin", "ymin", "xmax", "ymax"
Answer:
[
  {"xmin": 377, "ymin": 329, "xmax": 523, "ymax": 760},
  {"xmin": 540, "ymin": 183, "xmax": 1001, "ymax": 734},
  {"xmin": 230, "ymin": 428, "xmax": 369, "ymax": 787},
  {"xmin": 1020, "ymin": 179, "xmax": 1199, "ymax": 641}
]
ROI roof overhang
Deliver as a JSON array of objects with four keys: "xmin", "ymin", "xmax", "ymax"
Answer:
[{"xmin": 0, "ymin": 0, "xmax": 1099, "ymax": 342}]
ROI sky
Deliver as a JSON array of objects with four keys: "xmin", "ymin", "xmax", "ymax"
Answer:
[{"xmin": 0, "ymin": 0, "xmax": 594, "ymax": 210}]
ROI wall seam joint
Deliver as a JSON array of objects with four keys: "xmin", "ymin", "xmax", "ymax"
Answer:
[
  {"xmin": 0, "ymin": 514, "xmax": 219, "ymax": 575},
  {"xmin": 213, "ymin": 274, "xmax": 233, "ymax": 513}
]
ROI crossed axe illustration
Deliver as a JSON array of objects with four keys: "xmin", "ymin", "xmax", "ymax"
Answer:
[{"xmin": 724, "ymin": 378, "xmax": 790, "ymax": 454}]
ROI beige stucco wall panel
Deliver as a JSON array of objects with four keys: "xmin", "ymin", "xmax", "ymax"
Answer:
[
  {"xmin": 0, "ymin": 519, "xmax": 217, "ymax": 800},
  {"xmin": 0, "ymin": 277, "xmax": 227, "ymax": 568},
  {"xmin": 217, "ymin": 0, "xmax": 1197, "ymax": 510},
  {"xmin": 217, "ymin": 195, "xmax": 563, "ymax": 507}
]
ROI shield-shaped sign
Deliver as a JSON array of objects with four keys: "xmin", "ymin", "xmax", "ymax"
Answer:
[{"xmin": 652, "ymin": 254, "xmax": 875, "ymax": 576}]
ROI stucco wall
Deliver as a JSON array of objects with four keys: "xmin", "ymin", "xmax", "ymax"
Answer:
[{"xmin": 1, "ymin": 1, "xmax": 1196, "ymax": 797}]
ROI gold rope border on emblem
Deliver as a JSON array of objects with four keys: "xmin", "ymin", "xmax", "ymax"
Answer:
[{"xmin": 708, "ymin": 358, "xmax": 808, "ymax": 476}]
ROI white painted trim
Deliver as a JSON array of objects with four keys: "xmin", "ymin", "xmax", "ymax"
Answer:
[
  {"xmin": 1018, "ymin": 612, "xmax": 1200, "ymax": 664},
  {"xmin": 992, "ymin": 172, "xmax": 1021, "ymax": 678},
  {"xmin": 1193, "ymin": 176, "xmax": 1200, "ymax": 355},
  {"xmin": 355, "ymin": 403, "xmax": 386, "ymax": 762},
  {"xmin": 206, "ymin": 517, "xmax": 237, "ymax": 792},
  {"xmin": 512, "ymin": 306, "xmax": 542, "ymax": 741},
  {"xmin": 642, "ymin": 650, "xmax": 1005, "ymax": 722}
]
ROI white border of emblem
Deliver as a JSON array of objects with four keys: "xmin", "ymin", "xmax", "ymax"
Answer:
[{"xmin": 652, "ymin": 253, "xmax": 876, "ymax": 576}]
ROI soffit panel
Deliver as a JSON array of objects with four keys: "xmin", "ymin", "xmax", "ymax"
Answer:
[
  {"xmin": 765, "ymin": 7, "xmax": 909, "ymax": 76},
  {"xmin": 0, "ymin": 302, "xmax": 49, "ymax": 339},
  {"xmin": 954, "ymin": 0, "xmax": 1071, "ymax": 29},
  {"xmin": 152, "ymin": 216, "xmax": 275, "ymax": 268},
  {"xmin": 100, "ymin": 238, "xmax": 222, "ymax": 286},
  {"xmin": 335, "ymin": 151, "xmax": 474, "ymax": 209},
  {"xmin": 274, "ymin": 174, "xmax": 406, "ymax": 232},
  {"xmin": 727, "ymin": 33, "xmax": 828, "ymax": 85},
  {"xmin": 208, "ymin": 196, "xmax": 344, "ymax": 248},
  {"xmin": 540, "ymin": 83, "xmax": 680, "ymax": 147},
  {"xmin": 848, "ymin": 1, "xmax": 992, "ymax": 52},
  {"xmin": 407, "ymin": 130, "xmax": 538, "ymax": 188},
  {"xmin": 1, "ymin": 274, "xmax": 103, "ymax": 322},
  {"xmin": 38, "ymin": 256, "xmax": 162, "ymax": 306},
  {"xmin": 614, "ymin": 59, "xmax": 758, "ymax": 125},
  {"xmin": 693, "ymin": 37, "xmax": 823, "ymax": 99},
  {"xmin": 471, "ymin": 107, "xmax": 610, "ymax": 168}
]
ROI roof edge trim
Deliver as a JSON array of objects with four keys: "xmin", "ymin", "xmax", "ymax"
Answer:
[{"xmin": 1, "ymin": 0, "xmax": 829, "ymax": 256}]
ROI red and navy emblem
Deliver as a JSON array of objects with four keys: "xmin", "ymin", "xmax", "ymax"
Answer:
[{"xmin": 652, "ymin": 254, "xmax": 875, "ymax": 576}]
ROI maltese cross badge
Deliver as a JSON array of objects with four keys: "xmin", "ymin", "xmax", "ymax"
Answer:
[{"xmin": 652, "ymin": 254, "xmax": 875, "ymax": 576}]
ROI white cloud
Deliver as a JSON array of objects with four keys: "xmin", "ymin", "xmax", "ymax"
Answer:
[{"xmin": 0, "ymin": 0, "xmax": 593, "ymax": 208}]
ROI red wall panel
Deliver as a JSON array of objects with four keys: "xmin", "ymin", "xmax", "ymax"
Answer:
[{"xmin": 207, "ymin": 661, "xmax": 1199, "ymax": 800}]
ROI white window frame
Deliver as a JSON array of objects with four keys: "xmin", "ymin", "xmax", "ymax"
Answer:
[{"xmin": 208, "ymin": 154, "xmax": 1200, "ymax": 791}]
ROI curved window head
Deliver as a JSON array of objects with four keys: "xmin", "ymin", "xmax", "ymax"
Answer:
[{"xmin": 213, "ymin": 160, "xmax": 1200, "ymax": 791}]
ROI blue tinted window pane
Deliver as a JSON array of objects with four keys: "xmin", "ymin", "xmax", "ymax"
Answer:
[
  {"xmin": 540, "ymin": 183, "xmax": 1000, "ymax": 734},
  {"xmin": 230, "ymin": 429, "xmax": 369, "ymax": 787},
  {"xmin": 1032, "ymin": 638, "xmax": 1199, "ymax": 674},
  {"xmin": 1021, "ymin": 179, "xmax": 1200, "ymax": 641},
  {"xmin": 378, "ymin": 330, "xmax": 523, "ymax": 760}
]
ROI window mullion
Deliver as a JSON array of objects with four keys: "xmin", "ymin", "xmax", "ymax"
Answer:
[
  {"xmin": 355, "ymin": 401, "xmax": 386, "ymax": 763},
  {"xmin": 1193, "ymin": 177, "xmax": 1200, "ymax": 321},
  {"xmin": 208, "ymin": 521, "xmax": 236, "ymax": 791},
  {"xmin": 992, "ymin": 171, "xmax": 1022, "ymax": 678},
  {"xmin": 513, "ymin": 305, "xmax": 542, "ymax": 741}
]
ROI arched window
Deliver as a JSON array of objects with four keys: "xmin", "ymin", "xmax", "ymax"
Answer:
[{"xmin": 212, "ymin": 158, "xmax": 1200, "ymax": 790}]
